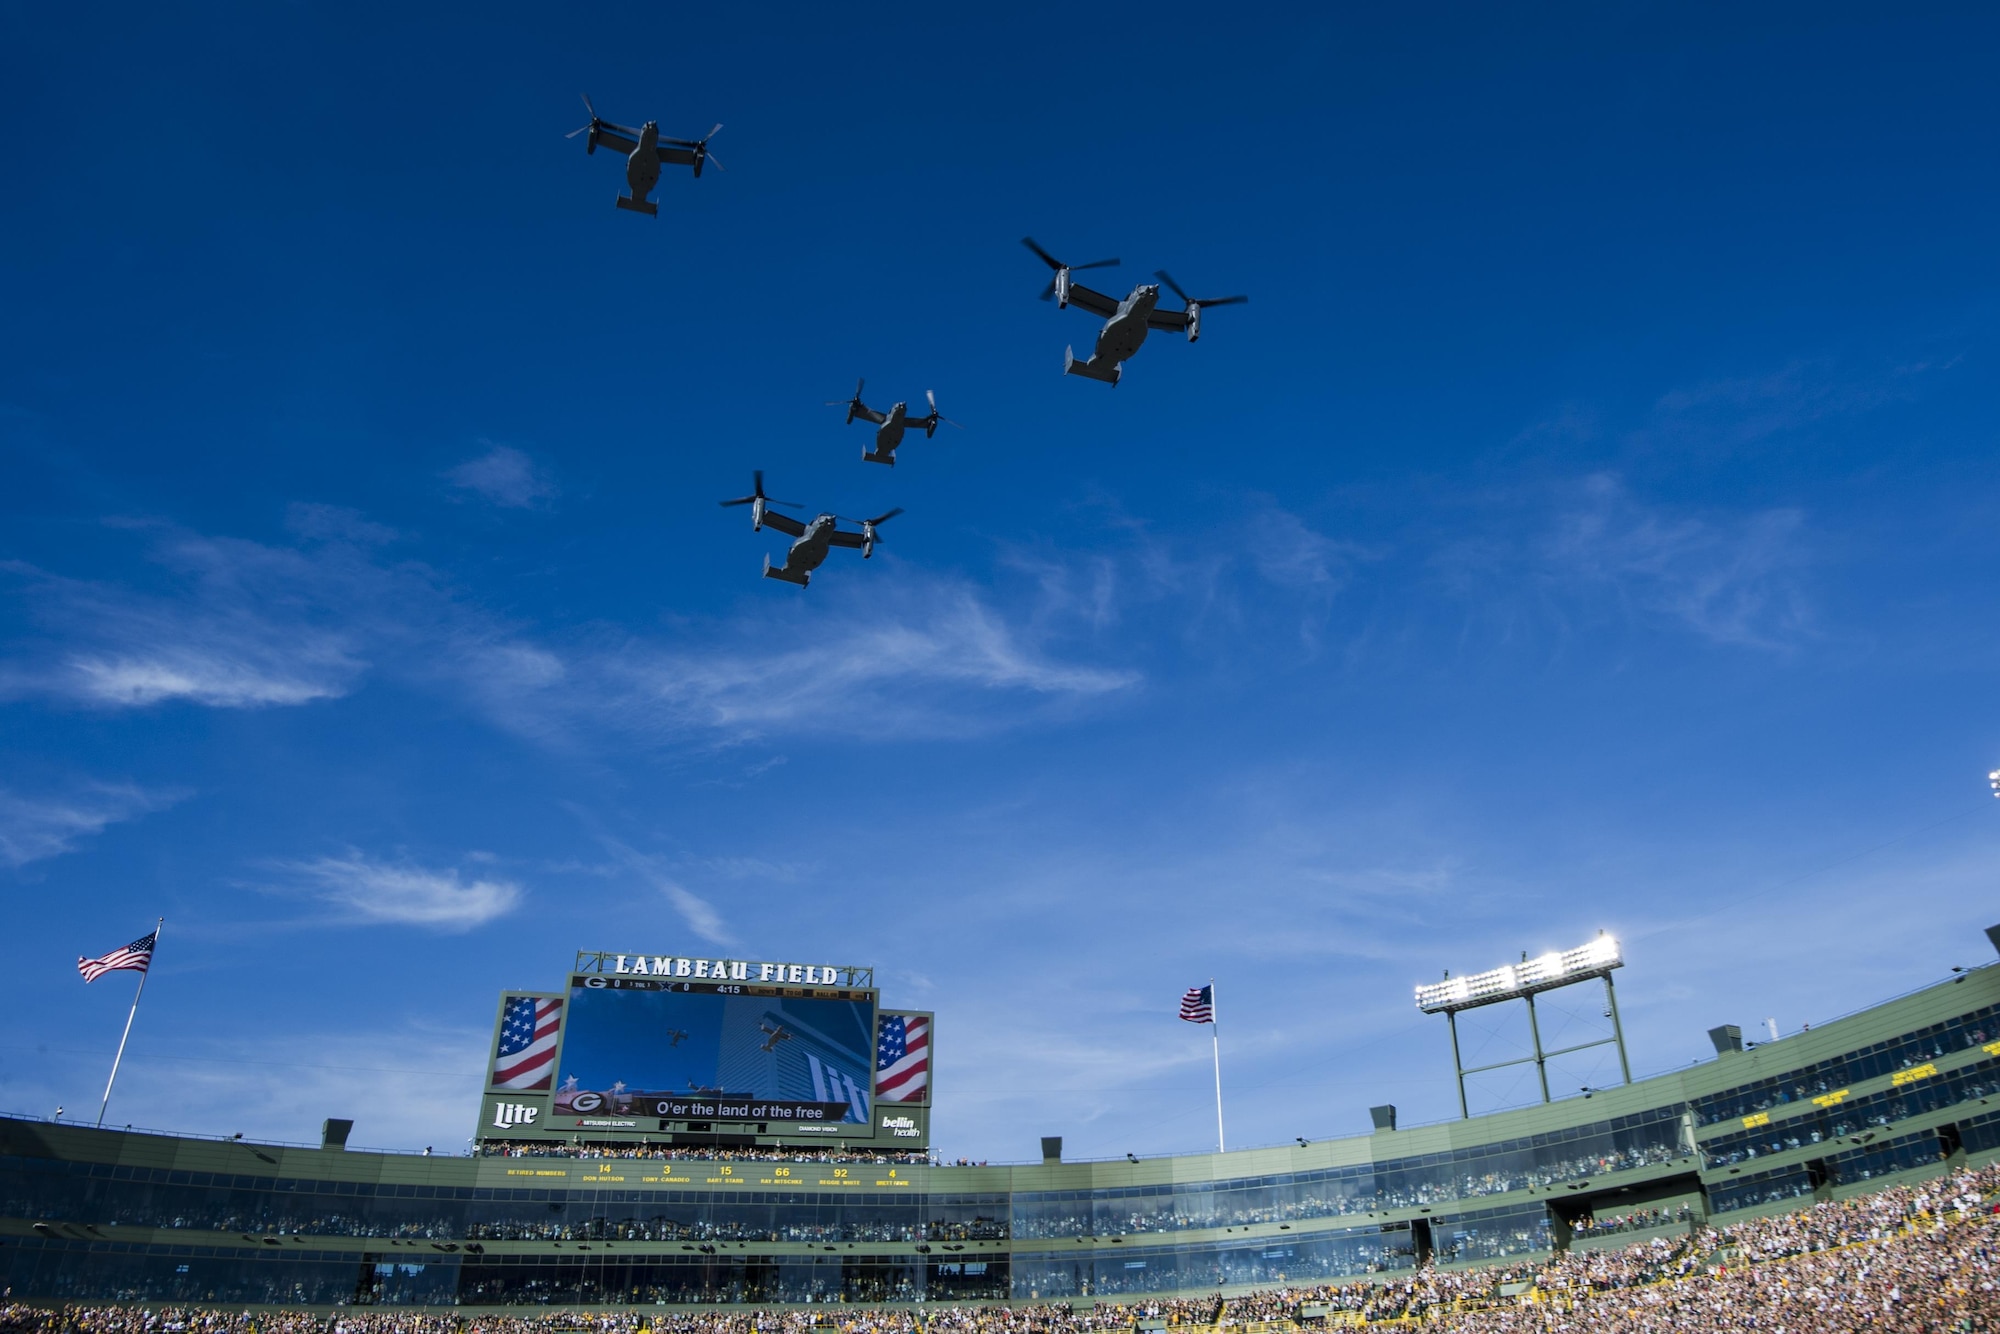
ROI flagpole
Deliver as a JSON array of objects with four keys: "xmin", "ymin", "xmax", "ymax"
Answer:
[
  {"xmin": 97, "ymin": 918, "xmax": 163, "ymax": 1128},
  {"xmin": 1210, "ymin": 977, "xmax": 1225, "ymax": 1154}
]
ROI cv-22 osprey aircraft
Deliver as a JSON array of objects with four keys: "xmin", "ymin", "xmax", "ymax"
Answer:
[
  {"xmin": 1022, "ymin": 238, "xmax": 1247, "ymax": 386},
  {"xmin": 720, "ymin": 472, "xmax": 902, "ymax": 587},
  {"xmin": 566, "ymin": 95, "xmax": 723, "ymax": 216},
  {"xmin": 827, "ymin": 379, "xmax": 962, "ymax": 466}
]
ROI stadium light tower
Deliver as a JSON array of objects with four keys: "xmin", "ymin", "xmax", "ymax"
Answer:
[{"xmin": 1415, "ymin": 932, "xmax": 1632, "ymax": 1119}]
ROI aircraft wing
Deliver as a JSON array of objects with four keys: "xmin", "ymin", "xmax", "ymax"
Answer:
[
  {"xmin": 654, "ymin": 145, "xmax": 699, "ymax": 168},
  {"xmin": 590, "ymin": 127, "xmax": 641, "ymax": 156},
  {"xmin": 1146, "ymin": 307, "xmax": 1191, "ymax": 332},
  {"xmin": 1064, "ymin": 282, "xmax": 1121, "ymax": 320},
  {"xmin": 762, "ymin": 512, "xmax": 808, "ymax": 538},
  {"xmin": 852, "ymin": 405, "xmax": 888, "ymax": 426},
  {"xmin": 826, "ymin": 529, "xmax": 867, "ymax": 549}
]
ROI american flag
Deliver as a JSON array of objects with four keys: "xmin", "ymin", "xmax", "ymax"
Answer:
[
  {"xmin": 492, "ymin": 996, "xmax": 563, "ymax": 1090},
  {"xmin": 875, "ymin": 1013, "xmax": 930, "ymax": 1104},
  {"xmin": 1179, "ymin": 984, "xmax": 1214, "ymax": 1024},
  {"xmin": 77, "ymin": 932, "xmax": 157, "ymax": 983}
]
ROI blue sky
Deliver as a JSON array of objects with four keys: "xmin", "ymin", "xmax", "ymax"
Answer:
[{"xmin": 3, "ymin": 2, "xmax": 1999, "ymax": 1159}]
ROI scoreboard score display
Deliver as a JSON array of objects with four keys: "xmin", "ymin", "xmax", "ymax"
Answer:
[{"xmin": 478, "ymin": 954, "xmax": 930, "ymax": 1151}]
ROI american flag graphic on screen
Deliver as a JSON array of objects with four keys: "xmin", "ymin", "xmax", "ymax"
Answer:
[
  {"xmin": 875, "ymin": 1013, "xmax": 929, "ymax": 1104},
  {"xmin": 491, "ymin": 996, "xmax": 562, "ymax": 1090}
]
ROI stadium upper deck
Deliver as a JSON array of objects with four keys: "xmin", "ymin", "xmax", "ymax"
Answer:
[{"xmin": 4, "ymin": 961, "xmax": 1998, "ymax": 1308}]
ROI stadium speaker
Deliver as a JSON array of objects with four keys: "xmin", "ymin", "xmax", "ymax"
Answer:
[
  {"xmin": 321, "ymin": 1118, "xmax": 354, "ymax": 1151},
  {"xmin": 1707, "ymin": 1025, "xmax": 1743, "ymax": 1055},
  {"xmin": 1985, "ymin": 923, "xmax": 2000, "ymax": 958},
  {"xmin": 1041, "ymin": 1136, "xmax": 1063, "ymax": 1163},
  {"xmin": 1369, "ymin": 1105, "xmax": 1397, "ymax": 1132}
]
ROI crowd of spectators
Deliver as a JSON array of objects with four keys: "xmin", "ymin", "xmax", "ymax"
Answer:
[
  {"xmin": 475, "ymin": 1147, "xmax": 933, "ymax": 1168},
  {"xmin": 6, "ymin": 1161, "xmax": 1998, "ymax": 1334},
  {"xmin": 1567, "ymin": 1205, "xmax": 1690, "ymax": 1239},
  {"xmin": 1013, "ymin": 1142, "xmax": 1687, "ymax": 1242}
]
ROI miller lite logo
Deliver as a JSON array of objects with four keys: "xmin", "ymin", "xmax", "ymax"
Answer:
[{"xmin": 492, "ymin": 1102, "xmax": 539, "ymax": 1129}]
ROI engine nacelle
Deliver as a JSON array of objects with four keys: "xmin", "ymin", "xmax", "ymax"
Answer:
[
  {"xmin": 751, "ymin": 498, "xmax": 765, "ymax": 531},
  {"xmin": 862, "ymin": 537, "xmax": 876, "ymax": 559},
  {"xmin": 1186, "ymin": 302, "xmax": 1202, "ymax": 344},
  {"xmin": 1054, "ymin": 269, "xmax": 1071, "ymax": 309}
]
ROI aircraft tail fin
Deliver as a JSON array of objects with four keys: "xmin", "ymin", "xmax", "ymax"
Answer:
[{"xmin": 761, "ymin": 554, "xmax": 809, "ymax": 587}]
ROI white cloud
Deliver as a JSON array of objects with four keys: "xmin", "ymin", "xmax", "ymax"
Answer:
[
  {"xmin": 585, "ymin": 836, "xmax": 736, "ymax": 945},
  {"xmin": 2, "ymin": 517, "xmax": 1137, "ymax": 748},
  {"xmin": 0, "ymin": 783, "xmax": 182, "ymax": 868},
  {"xmin": 445, "ymin": 445, "xmax": 556, "ymax": 509},
  {"xmin": 64, "ymin": 650, "xmax": 352, "ymax": 707},
  {"xmin": 0, "ymin": 515, "xmax": 383, "ymax": 710},
  {"xmin": 1541, "ymin": 473, "xmax": 1811, "ymax": 648},
  {"xmin": 603, "ymin": 584, "xmax": 1138, "ymax": 739},
  {"xmin": 275, "ymin": 853, "xmax": 523, "ymax": 931}
]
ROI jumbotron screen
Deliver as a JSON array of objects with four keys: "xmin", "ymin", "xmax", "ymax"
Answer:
[{"xmin": 553, "ymin": 975, "xmax": 878, "ymax": 1136}]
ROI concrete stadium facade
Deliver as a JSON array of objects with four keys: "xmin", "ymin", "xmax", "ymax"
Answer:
[{"xmin": 4, "ymin": 963, "xmax": 1998, "ymax": 1309}]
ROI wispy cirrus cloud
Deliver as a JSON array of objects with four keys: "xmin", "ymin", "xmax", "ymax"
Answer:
[
  {"xmin": 1425, "ymin": 472, "xmax": 1815, "ymax": 653},
  {"xmin": 271, "ymin": 852, "xmax": 523, "ymax": 931},
  {"xmin": 1539, "ymin": 473, "xmax": 1811, "ymax": 649},
  {"xmin": 0, "ymin": 783, "xmax": 184, "ymax": 869},
  {"xmin": 575, "ymin": 581, "xmax": 1140, "ymax": 743},
  {"xmin": 998, "ymin": 497, "xmax": 1378, "ymax": 657},
  {"xmin": 1, "ymin": 511, "xmax": 1138, "ymax": 746},
  {"xmin": 0, "ymin": 508, "xmax": 396, "ymax": 709},
  {"xmin": 445, "ymin": 445, "xmax": 556, "ymax": 509}
]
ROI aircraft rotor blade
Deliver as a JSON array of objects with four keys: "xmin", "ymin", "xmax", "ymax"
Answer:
[
  {"xmin": 720, "ymin": 470, "xmax": 802, "ymax": 508},
  {"xmin": 565, "ymin": 125, "xmax": 591, "ymax": 139},
  {"xmin": 1038, "ymin": 279, "xmax": 1058, "ymax": 302},
  {"xmin": 1192, "ymin": 295, "xmax": 1248, "ymax": 307},
  {"xmin": 581, "ymin": 93, "xmax": 598, "ymax": 119},
  {"xmin": 1153, "ymin": 269, "xmax": 1190, "ymax": 303},
  {"xmin": 1071, "ymin": 257, "xmax": 1120, "ymax": 271},
  {"xmin": 663, "ymin": 125, "xmax": 723, "ymax": 148},
  {"xmin": 1021, "ymin": 237, "xmax": 1064, "ymax": 270},
  {"xmin": 866, "ymin": 508, "xmax": 904, "ymax": 527},
  {"xmin": 701, "ymin": 151, "xmax": 725, "ymax": 172}
]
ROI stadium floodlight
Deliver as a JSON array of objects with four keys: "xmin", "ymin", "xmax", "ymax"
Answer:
[
  {"xmin": 1414, "ymin": 934, "xmax": 1622, "ymax": 1014},
  {"xmin": 1990, "ymin": 769, "xmax": 2000, "ymax": 799},
  {"xmin": 1416, "ymin": 931, "xmax": 1632, "ymax": 1119}
]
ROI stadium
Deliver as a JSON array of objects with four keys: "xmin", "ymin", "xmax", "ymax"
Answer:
[{"xmin": 6, "ymin": 935, "xmax": 2000, "ymax": 1329}]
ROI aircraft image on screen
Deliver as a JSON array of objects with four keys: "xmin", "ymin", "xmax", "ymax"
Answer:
[{"xmin": 553, "ymin": 983, "xmax": 875, "ymax": 1127}]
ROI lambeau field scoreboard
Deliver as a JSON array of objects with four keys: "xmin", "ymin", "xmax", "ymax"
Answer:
[{"xmin": 476, "ymin": 951, "xmax": 931, "ymax": 1152}]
